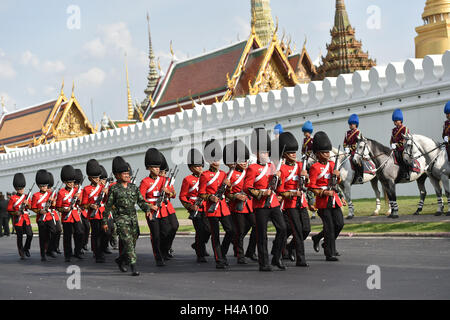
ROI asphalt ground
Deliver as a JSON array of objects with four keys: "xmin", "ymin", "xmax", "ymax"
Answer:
[{"xmin": 0, "ymin": 235, "xmax": 449, "ymax": 300}]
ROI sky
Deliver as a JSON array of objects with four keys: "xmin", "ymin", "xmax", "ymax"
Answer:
[{"xmin": 0, "ymin": 0, "xmax": 425, "ymax": 124}]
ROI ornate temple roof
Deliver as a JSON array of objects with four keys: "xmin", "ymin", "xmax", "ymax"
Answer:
[
  {"xmin": 315, "ymin": 0, "xmax": 376, "ymax": 80},
  {"xmin": 0, "ymin": 85, "xmax": 96, "ymax": 153}
]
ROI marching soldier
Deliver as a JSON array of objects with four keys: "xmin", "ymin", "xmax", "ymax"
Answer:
[
  {"xmin": 30, "ymin": 170, "xmax": 56, "ymax": 261},
  {"xmin": 103, "ymin": 156, "xmax": 151, "ymax": 276},
  {"xmin": 302, "ymin": 121, "xmax": 314, "ymax": 157},
  {"xmin": 56, "ymin": 165, "xmax": 85, "ymax": 263},
  {"xmin": 179, "ymin": 148, "xmax": 211, "ymax": 263},
  {"xmin": 75, "ymin": 169, "xmax": 90, "ymax": 253},
  {"xmin": 140, "ymin": 148, "xmax": 170, "ymax": 267},
  {"xmin": 277, "ymin": 132, "xmax": 310, "ymax": 267},
  {"xmin": 199, "ymin": 139, "xmax": 235, "ymax": 269},
  {"xmin": 47, "ymin": 172, "xmax": 62, "ymax": 255},
  {"xmin": 344, "ymin": 114, "xmax": 363, "ymax": 184},
  {"xmin": 100, "ymin": 165, "xmax": 115, "ymax": 253},
  {"xmin": 244, "ymin": 128, "xmax": 287, "ymax": 272},
  {"xmin": 7, "ymin": 173, "xmax": 33, "ymax": 260},
  {"xmin": 225, "ymin": 140, "xmax": 257, "ymax": 264},
  {"xmin": 309, "ymin": 132, "xmax": 344, "ymax": 262},
  {"xmin": 443, "ymin": 101, "xmax": 450, "ymax": 160},
  {"xmin": 81, "ymin": 159, "xmax": 106, "ymax": 263},
  {"xmin": 391, "ymin": 109, "xmax": 411, "ymax": 181},
  {"xmin": 159, "ymin": 153, "xmax": 179, "ymax": 260}
]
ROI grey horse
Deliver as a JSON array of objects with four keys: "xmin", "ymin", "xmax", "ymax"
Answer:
[
  {"xmin": 353, "ymin": 136, "xmax": 426, "ymax": 218},
  {"xmin": 403, "ymin": 133, "xmax": 449, "ymax": 216}
]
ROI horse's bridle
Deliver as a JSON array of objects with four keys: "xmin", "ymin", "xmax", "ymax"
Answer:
[{"xmin": 355, "ymin": 138, "xmax": 393, "ymax": 173}]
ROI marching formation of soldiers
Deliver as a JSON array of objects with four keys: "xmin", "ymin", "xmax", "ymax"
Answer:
[{"xmin": 5, "ymin": 104, "xmax": 450, "ymax": 276}]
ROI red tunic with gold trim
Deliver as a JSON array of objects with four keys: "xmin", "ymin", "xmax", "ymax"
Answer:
[
  {"xmin": 226, "ymin": 169, "xmax": 253, "ymax": 213},
  {"xmin": 199, "ymin": 169, "xmax": 231, "ymax": 218},
  {"xmin": 390, "ymin": 125, "xmax": 409, "ymax": 152},
  {"xmin": 244, "ymin": 163, "xmax": 280, "ymax": 209},
  {"xmin": 56, "ymin": 187, "xmax": 81, "ymax": 223},
  {"xmin": 277, "ymin": 162, "xmax": 308, "ymax": 210},
  {"xmin": 31, "ymin": 191, "xmax": 52, "ymax": 222},
  {"xmin": 7, "ymin": 194, "xmax": 31, "ymax": 226},
  {"xmin": 81, "ymin": 184, "xmax": 104, "ymax": 220},
  {"xmin": 308, "ymin": 161, "xmax": 343, "ymax": 209},
  {"xmin": 179, "ymin": 174, "xmax": 205, "ymax": 212},
  {"xmin": 140, "ymin": 176, "xmax": 168, "ymax": 218}
]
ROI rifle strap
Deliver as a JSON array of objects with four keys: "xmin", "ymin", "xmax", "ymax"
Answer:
[
  {"xmin": 255, "ymin": 164, "xmax": 269, "ymax": 183},
  {"xmin": 317, "ymin": 162, "xmax": 330, "ymax": 180},
  {"xmin": 14, "ymin": 194, "xmax": 26, "ymax": 208},
  {"xmin": 206, "ymin": 171, "xmax": 220, "ymax": 187}
]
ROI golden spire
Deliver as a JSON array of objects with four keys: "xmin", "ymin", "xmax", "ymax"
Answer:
[
  {"xmin": 251, "ymin": 0, "xmax": 275, "ymax": 46},
  {"xmin": 60, "ymin": 78, "xmax": 65, "ymax": 96},
  {"xmin": 1, "ymin": 96, "xmax": 5, "ymax": 114},
  {"xmin": 415, "ymin": 0, "xmax": 450, "ymax": 58},
  {"xmin": 125, "ymin": 53, "xmax": 134, "ymax": 121},
  {"xmin": 71, "ymin": 81, "xmax": 75, "ymax": 98}
]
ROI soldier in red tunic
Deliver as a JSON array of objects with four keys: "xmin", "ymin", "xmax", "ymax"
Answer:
[
  {"xmin": 199, "ymin": 139, "xmax": 235, "ymax": 269},
  {"xmin": 81, "ymin": 159, "xmax": 107, "ymax": 263},
  {"xmin": 159, "ymin": 152, "xmax": 179, "ymax": 260},
  {"xmin": 444, "ymin": 102, "xmax": 450, "ymax": 160},
  {"xmin": 47, "ymin": 172, "xmax": 62, "ymax": 256},
  {"xmin": 244, "ymin": 128, "xmax": 287, "ymax": 272},
  {"xmin": 139, "ymin": 148, "xmax": 170, "ymax": 267},
  {"xmin": 180, "ymin": 148, "xmax": 210, "ymax": 263},
  {"xmin": 224, "ymin": 140, "xmax": 257, "ymax": 265},
  {"xmin": 7, "ymin": 173, "xmax": 33, "ymax": 260},
  {"xmin": 75, "ymin": 169, "xmax": 90, "ymax": 254},
  {"xmin": 56, "ymin": 165, "xmax": 85, "ymax": 262},
  {"xmin": 308, "ymin": 132, "xmax": 344, "ymax": 262},
  {"xmin": 277, "ymin": 132, "xmax": 310, "ymax": 267},
  {"xmin": 391, "ymin": 109, "xmax": 411, "ymax": 180},
  {"xmin": 30, "ymin": 170, "xmax": 55, "ymax": 261}
]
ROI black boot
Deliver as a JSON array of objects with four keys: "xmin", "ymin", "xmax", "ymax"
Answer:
[
  {"xmin": 130, "ymin": 264, "xmax": 140, "ymax": 276},
  {"xmin": 115, "ymin": 257, "xmax": 128, "ymax": 272},
  {"xmin": 296, "ymin": 255, "xmax": 309, "ymax": 267},
  {"xmin": 312, "ymin": 235, "xmax": 320, "ymax": 253},
  {"xmin": 271, "ymin": 257, "xmax": 286, "ymax": 270}
]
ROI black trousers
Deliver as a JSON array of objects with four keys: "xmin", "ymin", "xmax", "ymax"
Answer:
[
  {"xmin": 230, "ymin": 212, "xmax": 257, "ymax": 259},
  {"xmin": 316, "ymin": 207, "xmax": 344, "ymax": 258},
  {"xmin": 37, "ymin": 220, "xmax": 56, "ymax": 257},
  {"xmin": 166, "ymin": 213, "xmax": 179, "ymax": 253},
  {"xmin": 103, "ymin": 217, "xmax": 114, "ymax": 249},
  {"xmin": 53, "ymin": 220, "xmax": 62, "ymax": 252},
  {"xmin": 146, "ymin": 216, "xmax": 170, "ymax": 262},
  {"xmin": 207, "ymin": 215, "xmax": 235, "ymax": 264},
  {"xmin": 14, "ymin": 223, "xmax": 33, "ymax": 255},
  {"xmin": 285, "ymin": 207, "xmax": 311, "ymax": 249},
  {"xmin": 80, "ymin": 215, "xmax": 90, "ymax": 249},
  {"xmin": 191, "ymin": 213, "xmax": 211, "ymax": 257},
  {"xmin": 62, "ymin": 221, "xmax": 84, "ymax": 259},
  {"xmin": 0, "ymin": 216, "xmax": 10, "ymax": 236},
  {"xmin": 90, "ymin": 219, "xmax": 106, "ymax": 260},
  {"xmin": 254, "ymin": 207, "xmax": 287, "ymax": 268},
  {"xmin": 284, "ymin": 208, "xmax": 308, "ymax": 261}
]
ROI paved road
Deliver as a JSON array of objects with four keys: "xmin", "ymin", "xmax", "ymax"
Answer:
[{"xmin": 0, "ymin": 235, "xmax": 449, "ymax": 300}]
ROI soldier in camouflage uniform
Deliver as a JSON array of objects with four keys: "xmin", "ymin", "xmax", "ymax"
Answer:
[{"xmin": 102, "ymin": 156, "xmax": 150, "ymax": 276}]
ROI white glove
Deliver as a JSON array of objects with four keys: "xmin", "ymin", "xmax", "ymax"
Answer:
[
  {"xmin": 391, "ymin": 144, "xmax": 397, "ymax": 150},
  {"xmin": 445, "ymin": 136, "xmax": 449, "ymax": 143},
  {"xmin": 345, "ymin": 148, "xmax": 350, "ymax": 154}
]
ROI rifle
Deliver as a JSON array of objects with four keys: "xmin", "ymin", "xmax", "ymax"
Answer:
[
  {"xmin": 19, "ymin": 183, "xmax": 35, "ymax": 217},
  {"xmin": 296, "ymin": 151, "xmax": 309, "ymax": 208},
  {"xmin": 263, "ymin": 145, "xmax": 285, "ymax": 209},
  {"xmin": 234, "ymin": 161, "xmax": 250, "ymax": 212},
  {"xmin": 131, "ymin": 168, "xmax": 139, "ymax": 184},
  {"xmin": 151, "ymin": 166, "xmax": 177, "ymax": 219},
  {"xmin": 64, "ymin": 177, "xmax": 85, "ymax": 222},
  {"xmin": 328, "ymin": 146, "xmax": 341, "ymax": 192},
  {"xmin": 42, "ymin": 181, "xmax": 61, "ymax": 223},
  {"xmin": 208, "ymin": 168, "xmax": 235, "ymax": 214},
  {"xmin": 91, "ymin": 173, "xmax": 113, "ymax": 218},
  {"xmin": 190, "ymin": 196, "xmax": 205, "ymax": 219},
  {"xmin": 164, "ymin": 166, "xmax": 179, "ymax": 204}
]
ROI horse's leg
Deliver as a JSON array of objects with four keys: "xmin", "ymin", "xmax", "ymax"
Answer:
[
  {"xmin": 382, "ymin": 185, "xmax": 392, "ymax": 216},
  {"xmin": 428, "ymin": 175, "xmax": 444, "ymax": 216},
  {"xmin": 441, "ymin": 173, "xmax": 450, "ymax": 215},
  {"xmin": 370, "ymin": 178, "xmax": 381, "ymax": 216},
  {"xmin": 413, "ymin": 174, "xmax": 428, "ymax": 215},
  {"xmin": 385, "ymin": 180, "xmax": 399, "ymax": 218},
  {"xmin": 340, "ymin": 181, "xmax": 354, "ymax": 219}
]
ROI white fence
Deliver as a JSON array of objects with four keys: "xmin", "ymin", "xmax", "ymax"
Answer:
[{"xmin": 1, "ymin": 52, "xmax": 449, "ymax": 207}]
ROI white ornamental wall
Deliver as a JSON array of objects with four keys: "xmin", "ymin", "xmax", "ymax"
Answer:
[{"xmin": 1, "ymin": 52, "xmax": 449, "ymax": 208}]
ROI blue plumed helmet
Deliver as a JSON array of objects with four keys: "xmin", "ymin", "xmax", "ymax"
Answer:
[
  {"xmin": 445, "ymin": 101, "xmax": 450, "ymax": 114},
  {"xmin": 348, "ymin": 114, "xmax": 359, "ymax": 126},
  {"xmin": 274, "ymin": 124, "xmax": 283, "ymax": 135},
  {"xmin": 392, "ymin": 109, "xmax": 403, "ymax": 122},
  {"xmin": 302, "ymin": 121, "xmax": 313, "ymax": 133}
]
